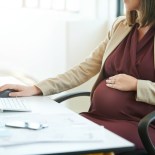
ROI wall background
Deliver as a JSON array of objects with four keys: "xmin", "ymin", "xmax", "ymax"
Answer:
[{"xmin": 0, "ymin": 0, "xmax": 117, "ymax": 112}]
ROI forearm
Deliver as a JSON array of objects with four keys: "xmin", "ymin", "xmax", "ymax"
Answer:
[
  {"xmin": 35, "ymin": 39, "xmax": 109, "ymax": 96},
  {"xmin": 35, "ymin": 64, "xmax": 100, "ymax": 96},
  {"xmin": 136, "ymin": 80, "xmax": 155, "ymax": 105}
]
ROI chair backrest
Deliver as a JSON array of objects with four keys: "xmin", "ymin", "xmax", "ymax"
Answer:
[{"xmin": 138, "ymin": 111, "xmax": 155, "ymax": 155}]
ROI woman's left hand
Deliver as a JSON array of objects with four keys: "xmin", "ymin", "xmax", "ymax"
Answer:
[{"xmin": 106, "ymin": 74, "xmax": 137, "ymax": 91}]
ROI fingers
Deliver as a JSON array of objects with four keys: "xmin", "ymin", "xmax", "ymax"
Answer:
[
  {"xmin": 0, "ymin": 84, "xmax": 18, "ymax": 91},
  {"xmin": 9, "ymin": 91, "xmax": 28, "ymax": 97},
  {"xmin": 106, "ymin": 76, "xmax": 117, "ymax": 89},
  {"xmin": 0, "ymin": 84, "xmax": 42, "ymax": 97},
  {"xmin": 0, "ymin": 84, "xmax": 28, "ymax": 97},
  {"xmin": 0, "ymin": 84, "xmax": 25, "ymax": 92},
  {"xmin": 106, "ymin": 74, "xmax": 137, "ymax": 91},
  {"xmin": 106, "ymin": 83, "xmax": 116, "ymax": 89},
  {"xmin": 106, "ymin": 79, "xmax": 116, "ymax": 84},
  {"xmin": 9, "ymin": 86, "xmax": 42, "ymax": 97}
]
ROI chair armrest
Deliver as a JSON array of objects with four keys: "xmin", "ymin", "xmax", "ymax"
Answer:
[
  {"xmin": 138, "ymin": 111, "xmax": 155, "ymax": 154},
  {"xmin": 53, "ymin": 91, "xmax": 91, "ymax": 103}
]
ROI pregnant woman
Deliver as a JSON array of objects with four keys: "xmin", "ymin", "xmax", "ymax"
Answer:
[{"xmin": 0, "ymin": 0, "xmax": 155, "ymax": 153}]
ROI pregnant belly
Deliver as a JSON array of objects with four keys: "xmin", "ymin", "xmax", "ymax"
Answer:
[{"xmin": 90, "ymin": 80, "xmax": 140, "ymax": 120}]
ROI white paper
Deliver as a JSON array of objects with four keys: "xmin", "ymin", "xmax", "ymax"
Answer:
[{"xmin": 0, "ymin": 113, "xmax": 104, "ymax": 146}]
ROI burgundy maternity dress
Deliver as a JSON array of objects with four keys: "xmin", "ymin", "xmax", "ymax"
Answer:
[{"xmin": 81, "ymin": 24, "xmax": 155, "ymax": 150}]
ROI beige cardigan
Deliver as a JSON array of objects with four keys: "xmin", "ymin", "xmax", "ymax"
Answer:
[{"xmin": 36, "ymin": 16, "xmax": 155, "ymax": 106}]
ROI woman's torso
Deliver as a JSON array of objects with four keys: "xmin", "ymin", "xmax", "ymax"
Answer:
[{"xmin": 86, "ymin": 24, "xmax": 155, "ymax": 122}]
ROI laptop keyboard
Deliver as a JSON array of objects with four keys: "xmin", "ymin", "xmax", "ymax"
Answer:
[{"xmin": 0, "ymin": 98, "xmax": 31, "ymax": 112}]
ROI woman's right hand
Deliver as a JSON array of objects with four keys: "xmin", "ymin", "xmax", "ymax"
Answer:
[{"xmin": 0, "ymin": 84, "xmax": 42, "ymax": 97}]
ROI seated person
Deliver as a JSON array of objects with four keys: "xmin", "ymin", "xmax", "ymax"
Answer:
[{"xmin": 0, "ymin": 0, "xmax": 155, "ymax": 152}]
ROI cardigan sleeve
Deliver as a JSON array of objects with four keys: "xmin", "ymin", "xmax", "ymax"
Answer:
[
  {"xmin": 136, "ymin": 80, "xmax": 155, "ymax": 105},
  {"xmin": 35, "ymin": 16, "xmax": 126, "ymax": 96},
  {"xmin": 36, "ymin": 40, "xmax": 108, "ymax": 95}
]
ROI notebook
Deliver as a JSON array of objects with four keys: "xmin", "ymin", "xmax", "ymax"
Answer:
[{"xmin": 0, "ymin": 97, "xmax": 31, "ymax": 112}]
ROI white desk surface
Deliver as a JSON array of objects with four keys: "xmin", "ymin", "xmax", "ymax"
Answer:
[{"xmin": 0, "ymin": 96, "xmax": 135, "ymax": 155}]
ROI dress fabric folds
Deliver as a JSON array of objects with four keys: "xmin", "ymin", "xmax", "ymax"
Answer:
[{"xmin": 81, "ymin": 24, "xmax": 155, "ymax": 150}]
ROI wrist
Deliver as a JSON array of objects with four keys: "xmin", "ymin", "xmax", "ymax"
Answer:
[
  {"xmin": 32, "ymin": 86, "xmax": 43, "ymax": 95},
  {"xmin": 133, "ymin": 79, "xmax": 138, "ymax": 91}
]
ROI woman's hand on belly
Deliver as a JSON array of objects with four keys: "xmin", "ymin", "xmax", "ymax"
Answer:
[{"xmin": 106, "ymin": 74, "xmax": 137, "ymax": 91}]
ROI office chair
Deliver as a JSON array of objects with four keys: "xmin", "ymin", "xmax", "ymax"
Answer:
[{"xmin": 54, "ymin": 91, "xmax": 155, "ymax": 155}]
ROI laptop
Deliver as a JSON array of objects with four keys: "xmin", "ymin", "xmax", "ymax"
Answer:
[{"xmin": 0, "ymin": 97, "xmax": 31, "ymax": 112}]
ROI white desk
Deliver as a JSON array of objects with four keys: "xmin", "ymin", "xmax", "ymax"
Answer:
[{"xmin": 0, "ymin": 96, "xmax": 135, "ymax": 155}]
